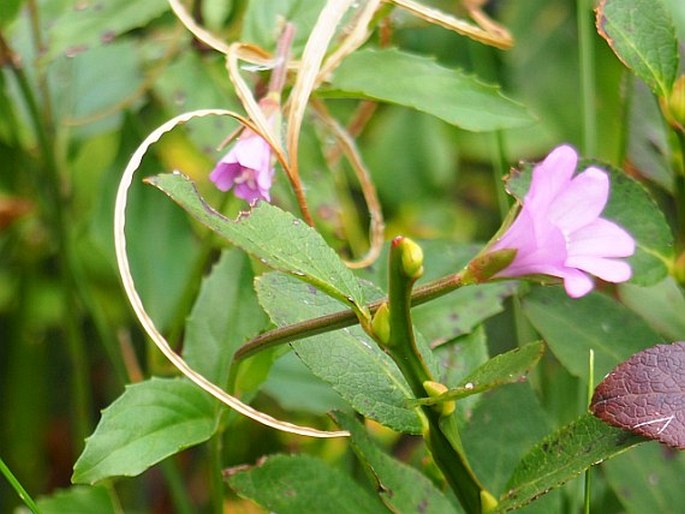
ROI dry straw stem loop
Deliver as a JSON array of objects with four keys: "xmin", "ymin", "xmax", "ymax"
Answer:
[
  {"xmin": 114, "ymin": 108, "xmax": 348, "ymax": 439},
  {"xmin": 285, "ymin": 0, "xmax": 358, "ymax": 198},
  {"xmin": 311, "ymin": 99, "xmax": 385, "ymax": 269},
  {"xmin": 388, "ymin": 0, "xmax": 513, "ymax": 50},
  {"xmin": 168, "ymin": 0, "xmax": 230, "ymax": 54},
  {"xmin": 226, "ymin": 42, "xmax": 316, "ymax": 225},
  {"xmin": 315, "ymin": 0, "xmax": 384, "ymax": 86}
]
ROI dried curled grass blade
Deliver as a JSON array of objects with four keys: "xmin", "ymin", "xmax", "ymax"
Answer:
[
  {"xmin": 311, "ymin": 100, "xmax": 384, "ymax": 269},
  {"xmin": 465, "ymin": 1, "xmax": 513, "ymax": 43},
  {"xmin": 316, "ymin": 0, "xmax": 383, "ymax": 86},
  {"xmin": 114, "ymin": 108, "xmax": 348, "ymax": 439},
  {"xmin": 286, "ymin": 0, "xmax": 357, "ymax": 185},
  {"xmin": 225, "ymin": 42, "xmax": 315, "ymax": 224},
  {"xmin": 168, "ymin": 0, "xmax": 230, "ymax": 54},
  {"xmin": 388, "ymin": 0, "xmax": 513, "ymax": 49},
  {"xmin": 225, "ymin": 43, "xmax": 286, "ymax": 168}
]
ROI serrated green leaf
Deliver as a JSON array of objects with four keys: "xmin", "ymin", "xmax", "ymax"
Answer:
[
  {"xmin": 184, "ymin": 249, "xmax": 267, "ymax": 386},
  {"xmin": 626, "ymin": 80, "xmax": 673, "ymax": 192},
  {"xmin": 261, "ymin": 351, "xmax": 349, "ymax": 415},
  {"xmin": 597, "ymin": 0, "xmax": 678, "ymax": 97},
  {"xmin": 327, "ymin": 48, "xmax": 534, "ymax": 132},
  {"xmin": 619, "ymin": 277, "xmax": 685, "ymax": 340},
  {"xmin": 497, "ymin": 415, "xmax": 644, "ymax": 512},
  {"xmin": 44, "ymin": 0, "xmax": 168, "ymax": 62},
  {"xmin": 72, "ymin": 378, "xmax": 218, "ymax": 484},
  {"xmin": 332, "ymin": 411, "xmax": 461, "ymax": 514},
  {"xmin": 127, "ymin": 170, "xmax": 200, "ymax": 332},
  {"xmin": 461, "ymin": 383, "xmax": 553, "ymax": 497},
  {"xmin": 35, "ymin": 485, "xmax": 116, "ymax": 514},
  {"xmin": 147, "ymin": 172, "xmax": 365, "ymax": 309},
  {"xmin": 419, "ymin": 342, "xmax": 544, "ymax": 404},
  {"xmin": 601, "ymin": 163, "xmax": 674, "ymax": 285},
  {"xmin": 522, "ymin": 287, "xmax": 663, "ymax": 384},
  {"xmin": 435, "ymin": 328, "xmax": 490, "ymax": 425},
  {"xmin": 604, "ymin": 442, "xmax": 685, "ymax": 514},
  {"xmin": 255, "ymin": 271, "xmax": 423, "ymax": 433},
  {"xmin": 414, "ymin": 282, "xmax": 517, "ymax": 346},
  {"xmin": 226, "ymin": 454, "xmax": 386, "ymax": 514}
]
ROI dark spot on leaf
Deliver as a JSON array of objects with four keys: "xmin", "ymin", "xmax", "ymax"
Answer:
[
  {"xmin": 590, "ymin": 341, "xmax": 685, "ymax": 449},
  {"xmin": 65, "ymin": 45, "xmax": 89, "ymax": 58},
  {"xmin": 173, "ymin": 90, "xmax": 187, "ymax": 106},
  {"xmin": 100, "ymin": 30, "xmax": 116, "ymax": 44},
  {"xmin": 417, "ymin": 498, "xmax": 429, "ymax": 513}
]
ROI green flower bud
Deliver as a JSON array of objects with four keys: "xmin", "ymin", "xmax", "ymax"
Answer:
[
  {"xmin": 674, "ymin": 251, "xmax": 685, "ymax": 285},
  {"xmin": 660, "ymin": 74, "xmax": 685, "ymax": 130},
  {"xmin": 371, "ymin": 303, "xmax": 391, "ymax": 346},
  {"xmin": 480, "ymin": 489, "xmax": 499, "ymax": 513},
  {"xmin": 393, "ymin": 236, "xmax": 424, "ymax": 279},
  {"xmin": 423, "ymin": 380, "xmax": 455, "ymax": 417}
]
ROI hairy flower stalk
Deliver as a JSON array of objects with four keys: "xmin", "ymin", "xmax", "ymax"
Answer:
[{"xmin": 489, "ymin": 145, "xmax": 635, "ymax": 298}]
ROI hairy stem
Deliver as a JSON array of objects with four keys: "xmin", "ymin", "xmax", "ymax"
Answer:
[
  {"xmin": 380, "ymin": 237, "xmax": 487, "ymax": 514},
  {"xmin": 233, "ymin": 271, "xmax": 464, "ymax": 361}
]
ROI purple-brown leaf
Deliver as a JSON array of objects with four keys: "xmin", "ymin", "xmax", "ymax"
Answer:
[{"xmin": 590, "ymin": 342, "xmax": 685, "ymax": 449}]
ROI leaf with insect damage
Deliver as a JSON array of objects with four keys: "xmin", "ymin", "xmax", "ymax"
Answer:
[{"xmin": 590, "ymin": 341, "xmax": 685, "ymax": 449}]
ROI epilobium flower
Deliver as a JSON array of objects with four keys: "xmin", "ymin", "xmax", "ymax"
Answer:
[
  {"xmin": 489, "ymin": 144, "xmax": 635, "ymax": 298},
  {"xmin": 209, "ymin": 129, "xmax": 274, "ymax": 204}
]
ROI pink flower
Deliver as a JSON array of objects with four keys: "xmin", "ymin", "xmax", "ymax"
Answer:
[
  {"xmin": 490, "ymin": 145, "xmax": 635, "ymax": 298},
  {"xmin": 209, "ymin": 130, "xmax": 274, "ymax": 204}
]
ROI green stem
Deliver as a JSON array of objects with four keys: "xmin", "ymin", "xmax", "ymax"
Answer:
[
  {"xmin": 382, "ymin": 237, "xmax": 488, "ymax": 514},
  {"xmin": 583, "ymin": 350, "xmax": 595, "ymax": 514},
  {"xmin": 577, "ymin": 0, "xmax": 597, "ymax": 155},
  {"xmin": 0, "ymin": 457, "xmax": 41, "ymax": 514},
  {"xmin": 208, "ymin": 434, "xmax": 225, "ymax": 514},
  {"xmin": 160, "ymin": 459, "xmax": 195, "ymax": 514},
  {"xmin": 2, "ymin": 33, "xmax": 92, "ymax": 447},
  {"xmin": 233, "ymin": 271, "xmax": 464, "ymax": 360}
]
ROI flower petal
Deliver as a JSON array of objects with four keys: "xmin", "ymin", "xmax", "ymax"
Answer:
[
  {"xmin": 209, "ymin": 162, "xmax": 240, "ymax": 191},
  {"xmin": 493, "ymin": 209, "xmax": 568, "ymax": 277},
  {"xmin": 561, "ymin": 268, "xmax": 595, "ymax": 298},
  {"xmin": 234, "ymin": 180, "xmax": 263, "ymax": 204},
  {"xmin": 565, "ymin": 255, "xmax": 633, "ymax": 283},
  {"xmin": 549, "ymin": 167, "xmax": 609, "ymax": 233},
  {"xmin": 567, "ymin": 218, "xmax": 635, "ymax": 258},
  {"xmin": 233, "ymin": 134, "xmax": 272, "ymax": 171},
  {"xmin": 525, "ymin": 145, "xmax": 577, "ymax": 209}
]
